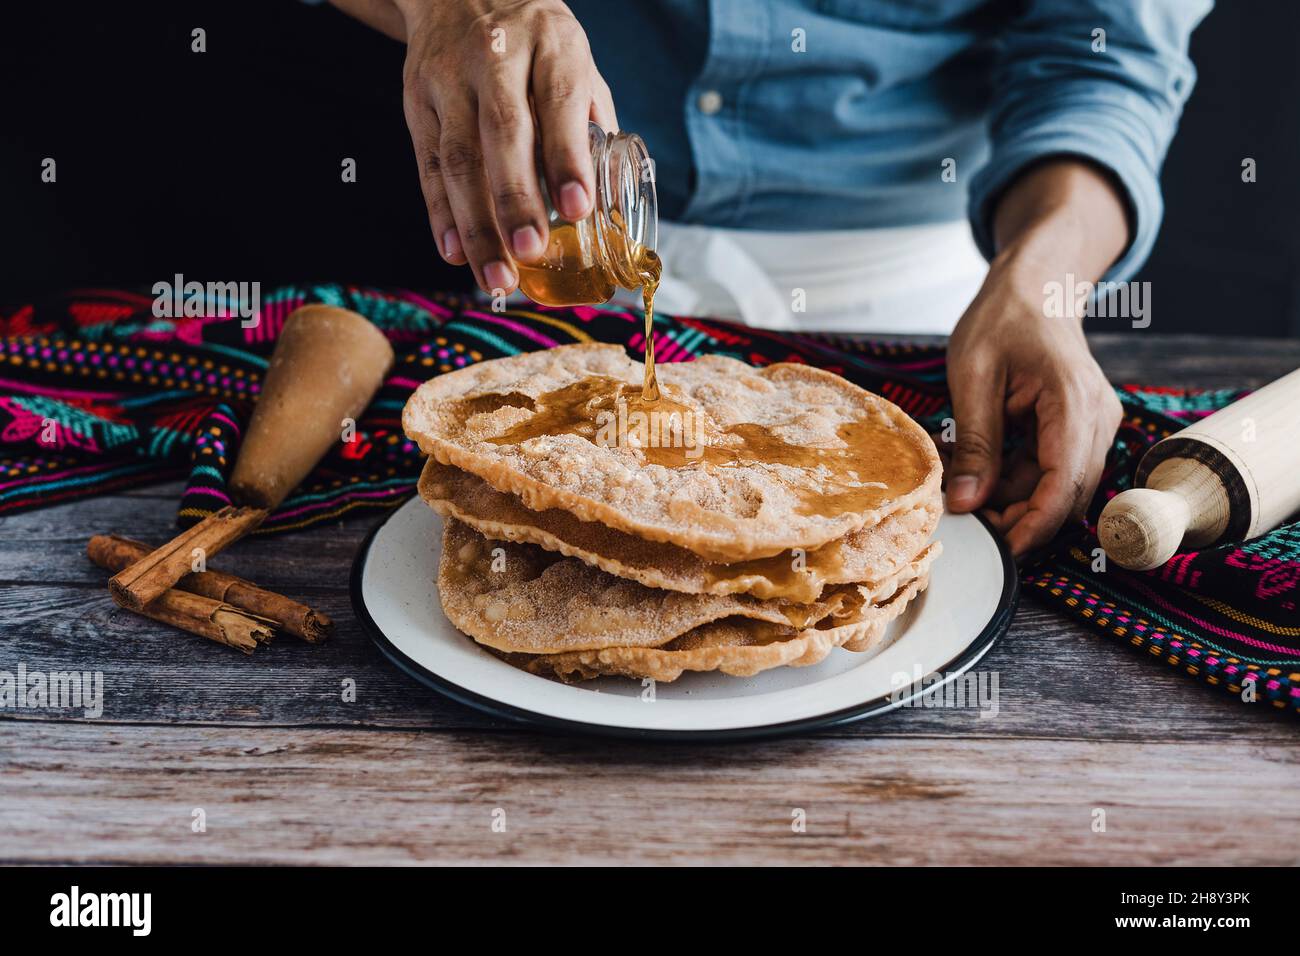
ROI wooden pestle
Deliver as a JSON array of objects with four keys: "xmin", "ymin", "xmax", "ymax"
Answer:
[{"xmin": 109, "ymin": 305, "xmax": 394, "ymax": 610}]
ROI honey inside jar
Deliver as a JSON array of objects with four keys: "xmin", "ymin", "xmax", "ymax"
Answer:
[
  {"xmin": 515, "ymin": 123, "xmax": 661, "ymax": 401},
  {"xmin": 516, "ymin": 222, "xmax": 618, "ymax": 307}
]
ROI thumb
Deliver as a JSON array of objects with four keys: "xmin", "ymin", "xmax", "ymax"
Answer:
[{"xmin": 946, "ymin": 367, "xmax": 1005, "ymax": 513}]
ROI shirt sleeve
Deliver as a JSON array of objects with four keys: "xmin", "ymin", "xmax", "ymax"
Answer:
[{"xmin": 967, "ymin": 0, "xmax": 1213, "ymax": 282}]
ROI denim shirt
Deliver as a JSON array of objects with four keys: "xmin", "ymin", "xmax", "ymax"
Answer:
[{"xmin": 566, "ymin": 0, "xmax": 1212, "ymax": 281}]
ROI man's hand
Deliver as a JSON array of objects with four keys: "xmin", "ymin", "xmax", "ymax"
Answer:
[
  {"xmin": 391, "ymin": 0, "xmax": 617, "ymax": 294},
  {"xmin": 944, "ymin": 159, "xmax": 1129, "ymax": 558}
]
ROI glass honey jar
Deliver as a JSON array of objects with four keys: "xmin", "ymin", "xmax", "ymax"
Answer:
[{"xmin": 516, "ymin": 123, "xmax": 659, "ymax": 307}]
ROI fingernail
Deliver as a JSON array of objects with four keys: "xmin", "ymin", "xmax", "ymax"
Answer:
[
  {"xmin": 557, "ymin": 182, "xmax": 588, "ymax": 220},
  {"xmin": 948, "ymin": 475, "xmax": 979, "ymax": 509},
  {"xmin": 483, "ymin": 260, "xmax": 515, "ymax": 293},
  {"xmin": 511, "ymin": 225, "xmax": 544, "ymax": 261},
  {"xmin": 441, "ymin": 229, "xmax": 462, "ymax": 261}
]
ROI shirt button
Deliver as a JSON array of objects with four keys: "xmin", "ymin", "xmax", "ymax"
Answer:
[{"xmin": 697, "ymin": 90, "xmax": 724, "ymax": 115}]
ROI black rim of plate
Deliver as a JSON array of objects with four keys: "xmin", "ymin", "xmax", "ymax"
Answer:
[{"xmin": 350, "ymin": 500, "xmax": 1019, "ymax": 742}]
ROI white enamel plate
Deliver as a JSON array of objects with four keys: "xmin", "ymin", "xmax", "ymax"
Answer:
[{"xmin": 352, "ymin": 496, "xmax": 1017, "ymax": 740}]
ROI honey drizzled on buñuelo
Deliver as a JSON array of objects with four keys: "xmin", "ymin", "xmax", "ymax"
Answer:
[
  {"xmin": 476, "ymin": 375, "xmax": 930, "ymax": 522},
  {"xmin": 474, "ymin": 232, "xmax": 928, "ymax": 535}
]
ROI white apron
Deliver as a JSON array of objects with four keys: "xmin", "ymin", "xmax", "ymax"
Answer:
[{"xmin": 614, "ymin": 219, "xmax": 989, "ymax": 335}]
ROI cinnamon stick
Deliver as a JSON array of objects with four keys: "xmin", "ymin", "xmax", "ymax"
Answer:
[
  {"xmin": 89, "ymin": 534, "xmax": 332, "ymax": 642},
  {"xmin": 107, "ymin": 506, "xmax": 267, "ymax": 611},
  {"xmin": 118, "ymin": 587, "xmax": 277, "ymax": 655}
]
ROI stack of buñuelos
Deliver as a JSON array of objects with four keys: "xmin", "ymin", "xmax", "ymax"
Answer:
[{"xmin": 402, "ymin": 344, "xmax": 942, "ymax": 682}]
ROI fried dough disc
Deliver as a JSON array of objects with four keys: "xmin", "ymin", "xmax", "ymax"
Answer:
[
  {"xmin": 437, "ymin": 519, "xmax": 864, "ymax": 655},
  {"xmin": 509, "ymin": 573, "xmax": 929, "ymax": 683},
  {"xmin": 404, "ymin": 344, "xmax": 941, "ymax": 562},
  {"xmin": 419, "ymin": 458, "xmax": 941, "ymax": 603}
]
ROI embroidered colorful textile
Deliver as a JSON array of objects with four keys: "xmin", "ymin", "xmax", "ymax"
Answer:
[{"xmin": 2, "ymin": 284, "xmax": 1296, "ymax": 713}]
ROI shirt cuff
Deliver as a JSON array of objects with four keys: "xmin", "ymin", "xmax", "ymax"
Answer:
[{"xmin": 967, "ymin": 92, "xmax": 1166, "ymax": 284}]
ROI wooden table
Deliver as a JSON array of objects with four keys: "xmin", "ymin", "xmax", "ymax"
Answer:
[{"xmin": 2, "ymin": 334, "xmax": 1297, "ymax": 866}]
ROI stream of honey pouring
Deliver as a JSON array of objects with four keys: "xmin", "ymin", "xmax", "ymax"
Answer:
[{"xmin": 637, "ymin": 248, "xmax": 662, "ymax": 403}]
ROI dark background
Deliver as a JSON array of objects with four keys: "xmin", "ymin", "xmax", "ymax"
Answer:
[{"xmin": 1, "ymin": 0, "xmax": 1294, "ymax": 337}]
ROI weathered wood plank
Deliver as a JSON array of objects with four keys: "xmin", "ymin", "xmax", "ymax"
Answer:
[
  {"xmin": 1088, "ymin": 334, "xmax": 1300, "ymax": 388},
  {"xmin": 1, "ymin": 721, "xmax": 1294, "ymax": 865},
  {"xmin": 0, "ymin": 488, "xmax": 370, "ymax": 589},
  {"xmin": 1, "ymin": 577, "xmax": 1292, "ymax": 739},
  {"xmin": 0, "ymin": 485, "xmax": 1293, "ymax": 739}
]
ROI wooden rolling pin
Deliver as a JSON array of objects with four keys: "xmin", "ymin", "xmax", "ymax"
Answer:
[
  {"xmin": 1099, "ymin": 367, "xmax": 1300, "ymax": 570},
  {"xmin": 109, "ymin": 305, "xmax": 394, "ymax": 609}
]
